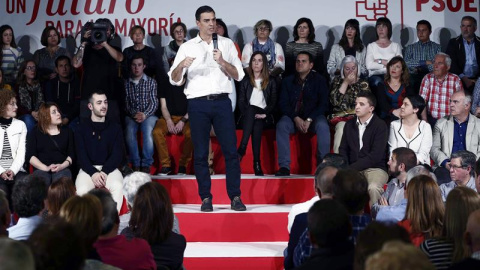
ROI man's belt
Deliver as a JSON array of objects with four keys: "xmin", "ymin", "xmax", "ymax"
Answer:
[{"xmin": 193, "ymin": 93, "xmax": 229, "ymax": 100}]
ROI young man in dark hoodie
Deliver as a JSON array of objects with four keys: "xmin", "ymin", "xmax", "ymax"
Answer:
[{"xmin": 75, "ymin": 91, "xmax": 124, "ymax": 211}]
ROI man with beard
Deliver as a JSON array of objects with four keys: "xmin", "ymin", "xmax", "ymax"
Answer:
[
  {"xmin": 370, "ymin": 147, "xmax": 417, "ymax": 219},
  {"xmin": 75, "ymin": 91, "xmax": 124, "ymax": 212}
]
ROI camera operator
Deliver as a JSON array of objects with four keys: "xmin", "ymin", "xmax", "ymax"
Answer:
[{"xmin": 73, "ymin": 18, "xmax": 124, "ymax": 123}]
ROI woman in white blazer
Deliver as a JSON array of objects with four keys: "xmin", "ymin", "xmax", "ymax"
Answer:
[
  {"xmin": 388, "ymin": 95, "xmax": 432, "ymax": 165},
  {"xmin": 0, "ymin": 90, "xmax": 27, "ymax": 209}
]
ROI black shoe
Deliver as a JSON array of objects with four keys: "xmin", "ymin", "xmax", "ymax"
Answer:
[
  {"xmin": 201, "ymin": 197, "xmax": 213, "ymax": 212},
  {"xmin": 275, "ymin": 167, "xmax": 290, "ymax": 176},
  {"xmin": 254, "ymin": 161, "xmax": 264, "ymax": 176},
  {"xmin": 177, "ymin": 166, "xmax": 187, "ymax": 175},
  {"xmin": 231, "ymin": 196, "xmax": 247, "ymax": 211},
  {"xmin": 140, "ymin": 166, "xmax": 151, "ymax": 174},
  {"xmin": 132, "ymin": 166, "xmax": 140, "ymax": 172},
  {"xmin": 157, "ymin": 167, "xmax": 172, "ymax": 176}
]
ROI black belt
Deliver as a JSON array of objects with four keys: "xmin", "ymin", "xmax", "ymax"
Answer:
[{"xmin": 193, "ymin": 93, "xmax": 229, "ymax": 100}]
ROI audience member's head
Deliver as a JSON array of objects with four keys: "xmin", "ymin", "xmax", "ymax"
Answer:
[
  {"xmin": 60, "ymin": 194, "xmax": 102, "ymax": 250},
  {"xmin": 405, "ymin": 175, "xmax": 444, "ymax": 239},
  {"xmin": 365, "ymin": 241, "xmax": 435, "ymax": 270},
  {"xmin": 340, "ymin": 55, "xmax": 361, "ymax": 78},
  {"xmin": 406, "ymin": 165, "xmax": 436, "ymax": 185},
  {"xmin": 339, "ymin": 19, "xmax": 363, "ymax": 52},
  {"xmin": 27, "ymin": 219, "xmax": 84, "ymax": 270},
  {"xmin": 17, "ymin": 60, "xmax": 38, "ymax": 86},
  {"xmin": 475, "ymin": 157, "xmax": 480, "ymax": 193},
  {"xmin": 46, "ymin": 177, "xmax": 75, "ymax": 217},
  {"xmin": 292, "ymin": 17, "xmax": 315, "ymax": 42},
  {"xmin": 416, "ymin": 20, "xmax": 432, "ymax": 42},
  {"xmin": 308, "ymin": 200, "xmax": 351, "ymax": 248},
  {"xmin": 0, "ymin": 190, "xmax": 10, "ymax": 237},
  {"xmin": 215, "ymin": 19, "xmax": 229, "ymax": 38},
  {"xmin": 12, "ymin": 175, "xmax": 47, "ymax": 218},
  {"xmin": 450, "ymin": 150, "xmax": 476, "ymax": 186},
  {"xmin": 129, "ymin": 182, "xmax": 174, "ymax": 244},
  {"xmin": 375, "ymin": 17, "xmax": 393, "ymax": 40},
  {"xmin": 0, "ymin": 238, "xmax": 34, "ymax": 270},
  {"xmin": 123, "ymin": 172, "xmax": 151, "ymax": 208},
  {"xmin": 333, "ymin": 169, "xmax": 369, "ymax": 215},
  {"xmin": 385, "ymin": 56, "xmax": 410, "ymax": 85},
  {"xmin": 88, "ymin": 189, "xmax": 119, "ymax": 236},
  {"xmin": 465, "ymin": 209, "xmax": 480, "ymax": 254},
  {"xmin": 444, "ymin": 187, "xmax": 480, "ymax": 262},
  {"xmin": 355, "ymin": 91, "xmax": 376, "ymax": 120},
  {"xmin": 433, "ymin": 52, "xmax": 451, "ymax": 79},
  {"xmin": 354, "ymin": 222, "xmax": 410, "ymax": 270},
  {"xmin": 388, "ymin": 147, "xmax": 417, "ymax": 180},
  {"xmin": 0, "ymin": 89, "xmax": 17, "ymax": 119},
  {"xmin": 403, "ymin": 95, "xmax": 426, "ymax": 119},
  {"xmin": 314, "ymin": 166, "xmax": 338, "ymax": 199}
]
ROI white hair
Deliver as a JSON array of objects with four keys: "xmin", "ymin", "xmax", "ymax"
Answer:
[
  {"xmin": 122, "ymin": 172, "xmax": 152, "ymax": 207},
  {"xmin": 406, "ymin": 165, "xmax": 437, "ymax": 186}
]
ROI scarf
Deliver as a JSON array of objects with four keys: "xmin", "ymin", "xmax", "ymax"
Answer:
[{"xmin": 252, "ymin": 37, "xmax": 276, "ymax": 69}]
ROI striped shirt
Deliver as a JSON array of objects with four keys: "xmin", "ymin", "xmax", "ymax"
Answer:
[
  {"xmin": 404, "ymin": 41, "xmax": 441, "ymax": 73},
  {"xmin": 420, "ymin": 238, "xmax": 454, "ymax": 270},
  {"xmin": 419, "ymin": 73, "xmax": 463, "ymax": 119},
  {"xmin": 1, "ymin": 47, "xmax": 23, "ymax": 85},
  {"xmin": 124, "ymin": 74, "xmax": 158, "ymax": 118},
  {"xmin": 0, "ymin": 119, "xmax": 13, "ymax": 170}
]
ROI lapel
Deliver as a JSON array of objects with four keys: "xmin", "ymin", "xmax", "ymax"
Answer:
[
  {"xmin": 466, "ymin": 114, "xmax": 474, "ymax": 150},
  {"xmin": 458, "ymin": 37, "xmax": 466, "ymax": 68},
  {"xmin": 446, "ymin": 116, "xmax": 454, "ymax": 152}
]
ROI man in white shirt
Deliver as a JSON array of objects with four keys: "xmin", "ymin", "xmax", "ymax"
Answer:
[{"xmin": 168, "ymin": 6, "xmax": 245, "ymax": 212}]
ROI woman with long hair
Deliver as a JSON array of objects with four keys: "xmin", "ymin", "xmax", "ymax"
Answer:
[
  {"xmin": 32, "ymin": 26, "xmax": 70, "ymax": 82},
  {"xmin": 121, "ymin": 182, "xmax": 186, "ymax": 270},
  {"xmin": 26, "ymin": 102, "xmax": 74, "ymax": 186},
  {"xmin": 0, "ymin": 25, "xmax": 23, "ymax": 85},
  {"xmin": 45, "ymin": 176, "xmax": 76, "ymax": 217},
  {"xmin": 421, "ymin": 187, "xmax": 480, "ymax": 269},
  {"xmin": 327, "ymin": 19, "xmax": 367, "ymax": 79},
  {"xmin": 329, "ymin": 55, "xmax": 370, "ymax": 153},
  {"xmin": 388, "ymin": 95, "xmax": 432, "ymax": 165},
  {"xmin": 285, "ymin": 17, "xmax": 324, "ymax": 77},
  {"xmin": 16, "ymin": 60, "xmax": 44, "ymax": 132},
  {"xmin": 398, "ymin": 175, "xmax": 444, "ymax": 246},
  {"xmin": 0, "ymin": 90, "xmax": 27, "ymax": 211},
  {"xmin": 237, "ymin": 51, "xmax": 277, "ymax": 176},
  {"xmin": 377, "ymin": 56, "xmax": 414, "ymax": 121}
]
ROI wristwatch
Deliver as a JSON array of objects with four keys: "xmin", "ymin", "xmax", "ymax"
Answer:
[
  {"xmin": 377, "ymin": 59, "xmax": 382, "ymax": 64},
  {"xmin": 306, "ymin": 118, "xmax": 313, "ymax": 122}
]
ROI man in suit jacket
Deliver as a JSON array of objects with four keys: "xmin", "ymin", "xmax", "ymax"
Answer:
[
  {"xmin": 431, "ymin": 90, "xmax": 480, "ymax": 184},
  {"xmin": 339, "ymin": 91, "xmax": 388, "ymax": 206},
  {"xmin": 446, "ymin": 16, "xmax": 480, "ymax": 94}
]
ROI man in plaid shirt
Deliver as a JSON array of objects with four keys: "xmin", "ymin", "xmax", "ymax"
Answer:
[
  {"xmin": 124, "ymin": 55, "xmax": 159, "ymax": 173},
  {"xmin": 420, "ymin": 52, "xmax": 463, "ymax": 127}
]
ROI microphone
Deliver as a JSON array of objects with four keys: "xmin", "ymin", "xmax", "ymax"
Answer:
[{"xmin": 212, "ymin": 33, "xmax": 218, "ymax": 50}]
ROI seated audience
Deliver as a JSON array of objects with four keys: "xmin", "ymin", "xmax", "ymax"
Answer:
[
  {"xmin": 15, "ymin": 60, "xmax": 44, "ymax": 132},
  {"xmin": 60, "ymin": 194, "xmax": 120, "ymax": 270},
  {"xmin": 420, "ymin": 53, "xmax": 463, "ymax": 126},
  {"xmin": 329, "ymin": 55, "xmax": 370, "ymax": 153},
  {"xmin": 339, "ymin": 91, "xmax": 388, "ymax": 206},
  {"xmin": 8, "ymin": 174, "xmax": 47, "ymax": 240},
  {"xmin": 294, "ymin": 200, "xmax": 354, "ymax": 270},
  {"xmin": 237, "ymin": 51, "xmax": 277, "ymax": 176},
  {"xmin": 421, "ymin": 187, "xmax": 480, "ymax": 269},
  {"xmin": 0, "ymin": 25, "xmax": 24, "ymax": 85},
  {"xmin": 44, "ymin": 177, "xmax": 75, "ymax": 218},
  {"xmin": 285, "ymin": 17, "xmax": 324, "ymax": 77},
  {"xmin": 75, "ymin": 91, "xmax": 124, "ymax": 212},
  {"xmin": 354, "ymin": 222, "xmax": 411, "ymax": 270},
  {"xmin": 376, "ymin": 56, "xmax": 414, "ymax": 122},
  {"xmin": 398, "ymin": 175, "xmax": 444, "ymax": 246},
  {"xmin": 0, "ymin": 190, "xmax": 10, "ymax": 237},
  {"xmin": 90, "ymin": 189, "xmax": 156, "ymax": 270},
  {"xmin": 276, "ymin": 52, "xmax": 329, "ymax": 176},
  {"xmin": 0, "ymin": 238, "xmax": 34, "ymax": 270},
  {"xmin": 388, "ymin": 95, "xmax": 432, "ymax": 165},
  {"xmin": 44, "ymin": 55, "xmax": 81, "ymax": 129},
  {"xmin": 439, "ymin": 150, "xmax": 477, "ymax": 201},
  {"xmin": 448, "ymin": 209, "xmax": 480, "ymax": 269},
  {"xmin": 371, "ymin": 147, "xmax": 417, "ymax": 218},
  {"xmin": 242, "ymin": 19, "xmax": 285, "ymax": 77},
  {"xmin": 0, "ymin": 90, "xmax": 27, "ymax": 210},
  {"xmin": 365, "ymin": 17, "xmax": 402, "ymax": 101},
  {"xmin": 431, "ymin": 90, "xmax": 480, "ymax": 184},
  {"xmin": 124, "ymin": 55, "xmax": 158, "ymax": 173},
  {"xmin": 27, "ymin": 219, "xmax": 84, "ymax": 270},
  {"xmin": 327, "ymin": 19, "xmax": 367, "ymax": 79},
  {"xmin": 0, "ymin": 69, "xmax": 12, "ymax": 90},
  {"xmin": 122, "ymin": 25, "xmax": 157, "ymax": 79},
  {"xmin": 27, "ymin": 102, "xmax": 74, "ymax": 186},
  {"xmin": 404, "ymin": 20, "xmax": 441, "ymax": 92},
  {"xmin": 121, "ymin": 182, "xmax": 186, "ymax": 270},
  {"xmin": 366, "ymin": 241, "xmax": 435, "ymax": 270}
]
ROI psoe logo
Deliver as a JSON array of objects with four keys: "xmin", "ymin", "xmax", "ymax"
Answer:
[{"xmin": 356, "ymin": 0, "xmax": 388, "ymax": 21}]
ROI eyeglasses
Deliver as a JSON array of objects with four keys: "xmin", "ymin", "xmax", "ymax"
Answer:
[
  {"xmin": 450, "ymin": 164, "xmax": 468, "ymax": 170},
  {"xmin": 174, "ymin": 29, "xmax": 184, "ymax": 34},
  {"xmin": 258, "ymin": 27, "xmax": 270, "ymax": 32},
  {"xmin": 25, "ymin": 66, "xmax": 36, "ymax": 71}
]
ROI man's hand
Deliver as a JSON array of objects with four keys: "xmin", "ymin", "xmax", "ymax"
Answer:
[
  {"xmin": 134, "ymin": 112, "xmax": 146, "ymax": 123},
  {"xmin": 174, "ymin": 121, "xmax": 185, "ymax": 134},
  {"xmin": 379, "ymin": 196, "xmax": 389, "ymax": 206},
  {"xmin": 445, "ymin": 161, "xmax": 451, "ymax": 170},
  {"xmin": 92, "ymin": 172, "xmax": 106, "ymax": 188},
  {"xmin": 49, "ymin": 72, "xmax": 57, "ymax": 79},
  {"xmin": 255, "ymin": 114, "xmax": 266, "ymax": 119},
  {"xmin": 213, "ymin": 49, "xmax": 225, "ymax": 65},
  {"xmin": 181, "ymin": 57, "xmax": 195, "ymax": 69},
  {"xmin": 294, "ymin": 117, "xmax": 307, "ymax": 133},
  {"xmin": 166, "ymin": 119, "xmax": 177, "ymax": 134},
  {"xmin": 302, "ymin": 120, "xmax": 311, "ymax": 134}
]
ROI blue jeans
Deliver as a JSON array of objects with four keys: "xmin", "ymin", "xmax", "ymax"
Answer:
[
  {"xmin": 276, "ymin": 115, "xmax": 330, "ymax": 169},
  {"xmin": 19, "ymin": 114, "xmax": 36, "ymax": 133},
  {"xmin": 188, "ymin": 97, "xmax": 241, "ymax": 200},
  {"xmin": 125, "ymin": 115, "xmax": 158, "ymax": 167}
]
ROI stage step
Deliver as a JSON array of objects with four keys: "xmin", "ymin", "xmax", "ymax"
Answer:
[
  {"xmin": 184, "ymin": 242, "xmax": 286, "ymax": 270},
  {"xmin": 175, "ymin": 204, "xmax": 291, "ymax": 242},
  {"xmin": 154, "ymin": 174, "xmax": 315, "ymax": 204}
]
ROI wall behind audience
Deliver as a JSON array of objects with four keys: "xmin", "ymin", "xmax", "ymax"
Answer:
[{"xmin": 1, "ymin": 0, "xmax": 479, "ymax": 62}]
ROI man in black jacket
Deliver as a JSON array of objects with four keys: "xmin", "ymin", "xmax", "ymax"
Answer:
[
  {"xmin": 75, "ymin": 91, "xmax": 124, "ymax": 211},
  {"xmin": 339, "ymin": 91, "xmax": 388, "ymax": 206}
]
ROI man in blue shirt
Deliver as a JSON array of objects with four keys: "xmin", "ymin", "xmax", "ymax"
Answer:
[{"xmin": 439, "ymin": 150, "xmax": 477, "ymax": 201}]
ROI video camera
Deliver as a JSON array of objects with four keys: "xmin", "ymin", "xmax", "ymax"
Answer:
[{"xmin": 81, "ymin": 21, "xmax": 111, "ymax": 45}]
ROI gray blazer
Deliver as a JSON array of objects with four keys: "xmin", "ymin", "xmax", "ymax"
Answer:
[{"xmin": 431, "ymin": 113, "xmax": 480, "ymax": 167}]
